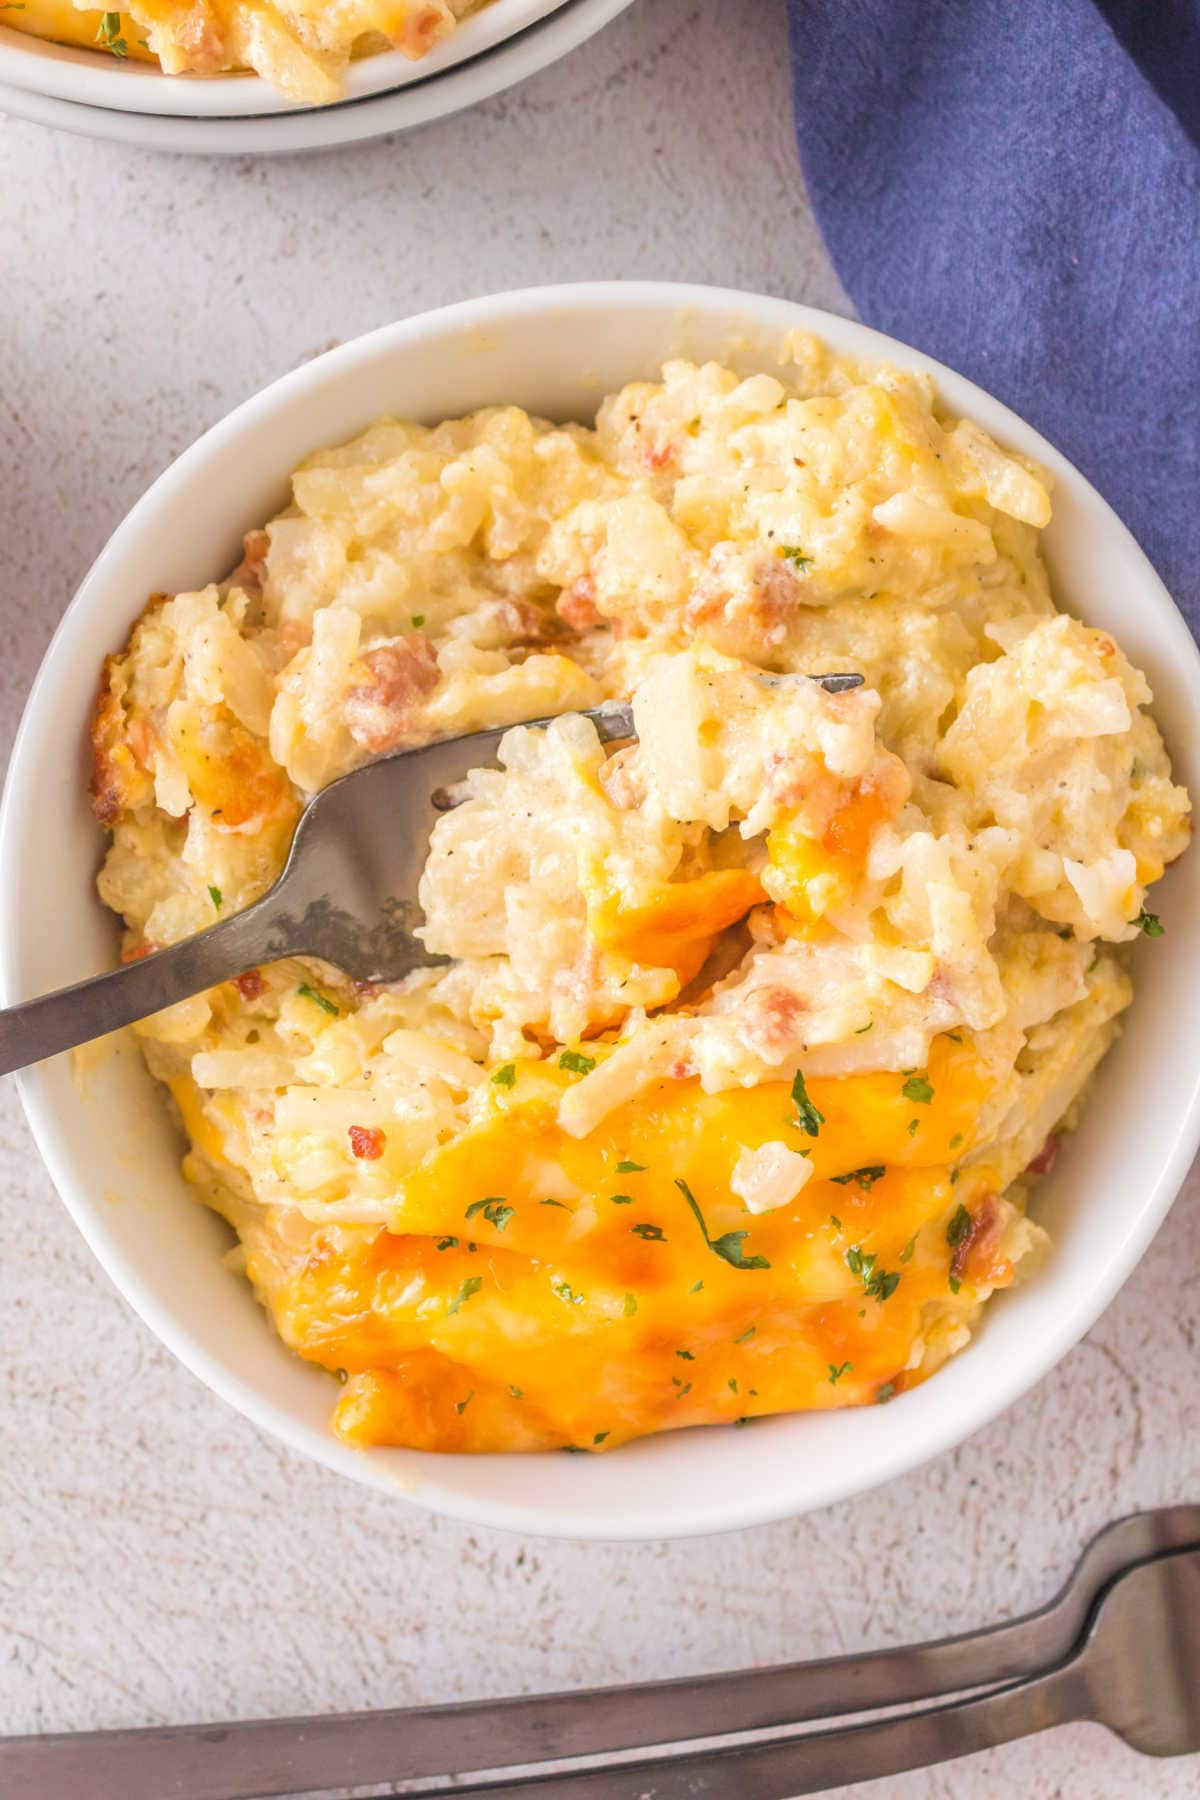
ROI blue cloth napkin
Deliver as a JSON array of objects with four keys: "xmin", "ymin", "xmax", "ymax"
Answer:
[{"xmin": 787, "ymin": 0, "xmax": 1200, "ymax": 629}]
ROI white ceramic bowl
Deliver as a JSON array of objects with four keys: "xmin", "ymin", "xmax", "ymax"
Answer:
[
  {"xmin": 0, "ymin": 0, "xmax": 569, "ymax": 114},
  {"xmin": 3, "ymin": 284, "xmax": 1197, "ymax": 1541},
  {"xmin": 0, "ymin": 0, "xmax": 634, "ymax": 145}
]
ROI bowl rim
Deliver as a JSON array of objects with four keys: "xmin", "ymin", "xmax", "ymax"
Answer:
[
  {"xmin": 0, "ymin": 0, "xmax": 574, "ymax": 116},
  {"xmin": 4, "ymin": 281, "xmax": 1199, "ymax": 1541},
  {"xmin": 0, "ymin": 0, "xmax": 635, "ymax": 151}
]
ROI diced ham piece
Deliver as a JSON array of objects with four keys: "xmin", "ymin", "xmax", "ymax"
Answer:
[
  {"xmin": 1026, "ymin": 1134, "xmax": 1061, "ymax": 1177},
  {"xmin": 494, "ymin": 599, "xmax": 559, "ymax": 645},
  {"xmin": 393, "ymin": 2, "xmax": 452, "ymax": 57},
  {"xmin": 738, "ymin": 986, "xmax": 807, "ymax": 1062},
  {"xmin": 640, "ymin": 433, "xmax": 675, "ymax": 472},
  {"xmin": 556, "ymin": 575, "xmax": 601, "ymax": 632},
  {"xmin": 684, "ymin": 546, "xmax": 808, "ymax": 650},
  {"xmin": 349, "ymin": 1125, "xmax": 386, "ymax": 1161},
  {"xmin": 231, "ymin": 529, "xmax": 269, "ymax": 592},
  {"xmin": 343, "ymin": 634, "xmax": 440, "ymax": 754}
]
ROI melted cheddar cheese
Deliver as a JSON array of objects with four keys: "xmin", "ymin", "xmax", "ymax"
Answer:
[
  {"xmin": 3, "ymin": 0, "xmax": 155, "ymax": 55},
  {"xmin": 257, "ymin": 1037, "xmax": 997, "ymax": 1451}
]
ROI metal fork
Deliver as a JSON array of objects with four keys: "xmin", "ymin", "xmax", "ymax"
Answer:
[
  {"xmin": 2, "ymin": 1506, "xmax": 1196, "ymax": 1800},
  {"xmin": 0, "ymin": 676, "xmax": 863, "ymax": 1078}
]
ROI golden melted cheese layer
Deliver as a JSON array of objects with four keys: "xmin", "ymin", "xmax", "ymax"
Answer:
[{"xmin": 264, "ymin": 1037, "xmax": 995, "ymax": 1451}]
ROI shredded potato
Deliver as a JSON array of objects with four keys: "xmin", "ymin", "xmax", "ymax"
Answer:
[{"xmin": 91, "ymin": 343, "xmax": 1190, "ymax": 1455}]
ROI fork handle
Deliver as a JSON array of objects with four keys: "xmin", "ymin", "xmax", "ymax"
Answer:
[
  {"xmin": 0, "ymin": 901, "xmax": 276, "ymax": 1078},
  {"xmin": 0, "ymin": 1666, "xmax": 1085, "ymax": 1800},
  {"xmin": 395, "ymin": 1667, "xmax": 1088, "ymax": 1800}
]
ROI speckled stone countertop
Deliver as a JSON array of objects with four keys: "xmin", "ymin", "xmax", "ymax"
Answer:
[{"xmin": 0, "ymin": 3, "xmax": 1196, "ymax": 1795}]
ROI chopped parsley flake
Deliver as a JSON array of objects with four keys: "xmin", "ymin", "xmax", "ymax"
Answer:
[
  {"xmin": 899, "ymin": 1232, "xmax": 918, "ymax": 1263},
  {"xmin": 465, "ymin": 1198, "xmax": 514, "ymax": 1232},
  {"xmin": 902, "ymin": 1073, "xmax": 934, "ymax": 1105},
  {"xmin": 946, "ymin": 1204, "xmax": 972, "ymax": 1249},
  {"xmin": 508, "ymin": 1385, "xmax": 523, "ymax": 1399},
  {"xmin": 780, "ymin": 545, "xmax": 813, "ymax": 570},
  {"xmin": 559, "ymin": 1049, "xmax": 597, "ymax": 1074},
  {"xmin": 1135, "ymin": 909, "xmax": 1165, "ymax": 937},
  {"xmin": 675, "ymin": 1348, "xmax": 695, "ymax": 1361},
  {"xmin": 946, "ymin": 1032, "xmax": 964, "ymax": 1044},
  {"xmin": 411, "ymin": 614, "xmax": 425, "ymax": 628},
  {"xmin": 948, "ymin": 1132, "xmax": 964, "ymax": 1151},
  {"xmin": 689, "ymin": 1279, "xmax": 704, "ymax": 1294},
  {"xmin": 790, "ymin": 1069, "xmax": 825, "ymax": 1137},
  {"xmin": 673, "ymin": 1381, "xmax": 692, "ymax": 1400},
  {"xmin": 96, "ymin": 10, "xmax": 127, "ymax": 54},
  {"xmin": 728, "ymin": 1378, "xmax": 739, "ymax": 1394},
  {"xmin": 623, "ymin": 1292, "xmax": 638, "ymax": 1317},
  {"xmin": 907, "ymin": 1118, "xmax": 920, "ymax": 1137},
  {"xmin": 491, "ymin": 1063, "xmax": 517, "ymax": 1088},
  {"xmin": 609, "ymin": 1194, "xmax": 634, "ymax": 1206},
  {"xmin": 830, "ymin": 1215, "xmax": 842, "ymax": 1232},
  {"xmin": 207, "ymin": 884, "xmax": 223, "ymax": 910},
  {"xmin": 616, "ymin": 1159, "xmax": 646, "ymax": 1173},
  {"xmin": 297, "ymin": 982, "xmax": 338, "ymax": 1016},
  {"xmin": 593, "ymin": 1431, "xmax": 609, "ymax": 1445},
  {"xmin": 734, "ymin": 1325, "xmax": 756, "ymax": 1344},
  {"xmin": 447, "ymin": 1275, "xmax": 482, "ymax": 1314},
  {"xmin": 949, "ymin": 1275, "xmax": 962, "ymax": 1294},
  {"xmin": 854, "ymin": 1021, "xmax": 874, "ymax": 1034},
  {"xmin": 846, "ymin": 1245, "xmax": 901, "ymax": 1303},
  {"xmin": 540, "ymin": 1198, "xmax": 571, "ymax": 1210},
  {"xmin": 827, "ymin": 1361, "xmax": 852, "ymax": 1385},
  {"xmin": 876, "ymin": 1382, "xmax": 897, "ymax": 1405},
  {"xmin": 455, "ymin": 1391, "xmax": 474, "ymax": 1415},
  {"xmin": 436, "ymin": 1236, "xmax": 459, "ymax": 1251},
  {"xmin": 553, "ymin": 1279, "xmax": 585, "ymax": 1306},
  {"xmin": 631, "ymin": 1222, "xmax": 666, "ymax": 1241},
  {"xmin": 830, "ymin": 1165, "xmax": 886, "ymax": 1191},
  {"xmin": 675, "ymin": 1177, "xmax": 771, "ymax": 1270}
]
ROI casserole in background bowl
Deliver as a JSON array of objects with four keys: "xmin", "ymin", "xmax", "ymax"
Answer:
[
  {"xmin": 3, "ymin": 284, "xmax": 1197, "ymax": 1540},
  {"xmin": 0, "ymin": 0, "xmax": 628, "ymax": 119}
]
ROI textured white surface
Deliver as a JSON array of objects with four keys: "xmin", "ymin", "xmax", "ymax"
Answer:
[{"xmin": 0, "ymin": 2, "xmax": 1197, "ymax": 1796}]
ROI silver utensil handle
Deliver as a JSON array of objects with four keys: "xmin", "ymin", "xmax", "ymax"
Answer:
[
  {"xmin": 4, "ymin": 1513, "xmax": 1196, "ymax": 1800},
  {"xmin": 398, "ymin": 1667, "xmax": 1084, "ymax": 1800},
  {"xmin": 0, "ymin": 1668, "xmax": 1081, "ymax": 1800},
  {"xmin": 0, "ymin": 902, "xmax": 273, "ymax": 1077}
]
